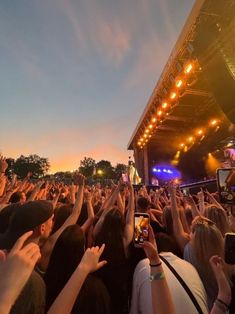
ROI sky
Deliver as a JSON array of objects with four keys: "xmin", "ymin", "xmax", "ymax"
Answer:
[{"xmin": 0, "ymin": 0, "xmax": 195, "ymax": 173}]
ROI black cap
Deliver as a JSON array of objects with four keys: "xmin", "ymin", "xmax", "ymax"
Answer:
[{"xmin": 0, "ymin": 200, "xmax": 54, "ymax": 250}]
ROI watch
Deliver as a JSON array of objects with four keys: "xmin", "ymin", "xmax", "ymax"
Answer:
[{"xmin": 149, "ymin": 272, "xmax": 165, "ymax": 281}]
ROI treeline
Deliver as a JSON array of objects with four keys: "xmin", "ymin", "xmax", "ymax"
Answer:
[{"xmin": 4, "ymin": 155, "xmax": 127, "ymax": 181}]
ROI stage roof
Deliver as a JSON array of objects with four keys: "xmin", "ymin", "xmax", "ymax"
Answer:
[{"xmin": 128, "ymin": 0, "xmax": 235, "ymax": 161}]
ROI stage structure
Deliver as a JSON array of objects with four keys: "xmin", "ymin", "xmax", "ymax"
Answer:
[{"xmin": 128, "ymin": 0, "xmax": 235, "ymax": 185}]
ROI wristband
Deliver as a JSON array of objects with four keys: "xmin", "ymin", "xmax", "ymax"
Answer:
[
  {"xmin": 149, "ymin": 261, "xmax": 162, "ymax": 267},
  {"xmin": 149, "ymin": 272, "xmax": 165, "ymax": 281}
]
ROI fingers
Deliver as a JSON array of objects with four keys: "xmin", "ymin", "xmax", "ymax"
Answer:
[
  {"xmin": 98, "ymin": 243, "xmax": 105, "ymax": 256},
  {"xmin": 10, "ymin": 231, "xmax": 33, "ymax": 254},
  {"xmin": 96, "ymin": 260, "xmax": 107, "ymax": 270}
]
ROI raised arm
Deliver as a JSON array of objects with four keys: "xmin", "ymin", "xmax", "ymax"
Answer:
[
  {"xmin": 168, "ymin": 184, "xmax": 190, "ymax": 251},
  {"xmin": 123, "ymin": 182, "xmax": 135, "ymax": 249},
  {"xmin": 47, "ymin": 245, "xmax": 107, "ymax": 314},
  {"xmin": 141, "ymin": 227, "xmax": 175, "ymax": 314},
  {"xmin": 39, "ymin": 174, "xmax": 85, "ymax": 272}
]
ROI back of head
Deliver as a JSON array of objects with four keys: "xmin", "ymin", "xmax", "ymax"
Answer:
[
  {"xmin": 191, "ymin": 216, "xmax": 224, "ymax": 264},
  {"xmin": 51, "ymin": 204, "xmax": 73, "ymax": 234},
  {"xmin": 45, "ymin": 224, "xmax": 85, "ymax": 309},
  {"xmin": 9, "ymin": 192, "xmax": 23, "ymax": 204},
  {"xmin": 95, "ymin": 208, "xmax": 125, "ymax": 264},
  {"xmin": 204, "ymin": 205, "xmax": 230, "ymax": 236},
  {"xmin": 0, "ymin": 200, "xmax": 54, "ymax": 250},
  {"xmin": 0, "ymin": 203, "xmax": 20, "ymax": 234},
  {"xmin": 137, "ymin": 197, "xmax": 150, "ymax": 212}
]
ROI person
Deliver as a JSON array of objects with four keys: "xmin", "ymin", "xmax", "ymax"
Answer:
[
  {"xmin": 0, "ymin": 230, "xmax": 108, "ymax": 314},
  {"xmin": 209, "ymin": 256, "xmax": 232, "ymax": 314},
  {"xmin": 169, "ymin": 185, "xmax": 227, "ymax": 310},
  {"xmin": 130, "ymin": 228, "xmax": 208, "ymax": 314},
  {"xmin": 140, "ymin": 226, "xmax": 175, "ymax": 314},
  {"xmin": 93, "ymin": 182, "xmax": 135, "ymax": 314},
  {"xmin": 44, "ymin": 224, "xmax": 110, "ymax": 314},
  {"xmin": 0, "ymin": 200, "xmax": 54, "ymax": 314},
  {"xmin": 0, "ymin": 231, "xmax": 41, "ymax": 314}
]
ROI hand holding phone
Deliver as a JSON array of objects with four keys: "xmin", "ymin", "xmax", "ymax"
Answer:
[{"xmin": 134, "ymin": 213, "xmax": 150, "ymax": 247}]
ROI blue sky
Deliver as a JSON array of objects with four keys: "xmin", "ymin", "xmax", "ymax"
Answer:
[{"xmin": 0, "ymin": 0, "xmax": 195, "ymax": 172}]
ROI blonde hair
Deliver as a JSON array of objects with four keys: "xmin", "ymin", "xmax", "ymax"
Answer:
[
  {"xmin": 204, "ymin": 206, "xmax": 230, "ymax": 237},
  {"xmin": 191, "ymin": 216, "xmax": 224, "ymax": 274}
]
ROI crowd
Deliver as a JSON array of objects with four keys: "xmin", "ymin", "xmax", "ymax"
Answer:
[{"xmin": 0, "ymin": 156, "xmax": 234, "ymax": 314}]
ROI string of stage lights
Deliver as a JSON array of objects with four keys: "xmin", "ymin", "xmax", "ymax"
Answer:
[
  {"xmin": 137, "ymin": 60, "xmax": 197, "ymax": 148},
  {"xmin": 172, "ymin": 117, "xmax": 221, "ymax": 165}
]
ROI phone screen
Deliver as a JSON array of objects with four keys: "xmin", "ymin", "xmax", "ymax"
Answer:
[
  {"xmin": 122, "ymin": 173, "xmax": 129, "ymax": 183},
  {"xmin": 225, "ymin": 233, "xmax": 235, "ymax": 264},
  {"xmin": 217, "ymin": 168, "xmax": 235, "ymax": 204},
  {"xmin": 134, "ymin": 213, "xmax": 150, "ymax": 245}
]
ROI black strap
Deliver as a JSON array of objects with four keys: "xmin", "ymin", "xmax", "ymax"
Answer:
[{"xmin": 160, "ymin": 255, "xmax": 204, "ymax": 314}]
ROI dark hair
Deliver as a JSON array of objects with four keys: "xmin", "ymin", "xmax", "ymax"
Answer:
[
  {"xmin": 44, "ymin": 225, "xmax": 110, "ymax": 313},
  {"xmin": 137, "ymin": 197, "xmax": 150, "ymax": 212},
  {"xmin": 45, "ymin": 225, "xmax": 85, "ymax": 309},
  {"xmin": 9, "ymin": 192, "xmax": 23, "ymax": 204},
  {"xmin": 94, "ymin": 209, "xmax": 129, "ymax": 314},
  {"xmin": 0, "ymin": 203, "xmax": 20, "ymax": 233},
  {"xmin": 51, "ymin": 204, "xmax": 73, "ymax": 234},
  {"xmin": 95, "ymin": 208, "xmax": 125, "ymax": 264}
]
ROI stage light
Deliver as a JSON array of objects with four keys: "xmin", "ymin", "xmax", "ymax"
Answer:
[
  {"xmin": 148, "ymin": 134, "xmax": 152, "ymax": 138},
  {"xmin": 180, "ymin": 143, "xmax": 185, "ymax": 148},
  {"xmin": 197, "ymin": 129, "xmax": 203, "ymax": 135},
  {"xmin": 153, "ymin": 168, "xmax": 157, "ymax": 172},
  {"xmin": 137, "ymin": 141, "xmax": 141, "ymax": 146},
  {"xmin": 170, "ymin": 92, "xmax": 177, "ymax": 100},
  {"xmin": 184, "ymin": 63, "xmax": 193, "ymax": 74},
  {"xmin": 210, "ymin": 119, "xmax": 218, "ymax": 126},
  {"xmin": 175, "ymin": 79, "xmax": 183, "ymax": 88},
  {"xmin": 184, "ymin": 145, "xmax": 188, "ymax": 152},
  {"xmin": 157, "ymin": 110, "xmax": 162, "ymax": 116},
  {"xmin": 152, "ymin": 117, "xmax": 157, "ymax": 123},
  {"xmin": 149, "ymin": 124, "xmax": 153, "ymax": 129},
  {"xmin": 144, "ymin": 134, "xmax": 147, "ymax": 138},
  {"xmin": 162, "ymin": 102, "xmax": 168, "ymax": 109},
  {"xmin": 188, "ymin": 136, "xmax": 194, "ymax": 142},
  {"xmin": 145, "ymin": 129, "xmax": 150, "ymax": 133}
]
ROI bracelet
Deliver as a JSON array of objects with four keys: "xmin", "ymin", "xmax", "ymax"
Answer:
[
  {"xmin": 149, "ymin": 272, "xmax": 165, "ymax": 281},
  {"xmin": 149, "ymin": 261, "xmax": 162, "ymax": 267}
]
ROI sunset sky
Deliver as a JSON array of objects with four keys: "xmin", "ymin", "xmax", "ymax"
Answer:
[{"xmin": 0, "ymin": 0, "xmax": 194, "ymax": 173}]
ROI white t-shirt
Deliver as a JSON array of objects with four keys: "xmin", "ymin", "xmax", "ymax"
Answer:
[{"xmin": 130, "ymin": 253, "xmax": 208, "ymax": 314}]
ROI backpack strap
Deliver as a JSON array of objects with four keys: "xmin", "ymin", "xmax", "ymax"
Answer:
[{"xmin": 160, "ymin": 255, "xmax": 204, "ymax": 314}]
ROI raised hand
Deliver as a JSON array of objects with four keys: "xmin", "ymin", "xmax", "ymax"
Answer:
[
  {"xmin": 78, "ymin": 244, "xmax": 107, "ymax": 274},
  {"xmin": 0, "ymin": 231, "xmax": 41, "ymax": 313},
  {"xmin": 0, "ymin": 156, "xmax": 8, "ymax": 173},
  {"xmin": 141, "ymin": 226, "xmax": 160, "ymax": 264},
  {"xmin": 209, "ymin": 255, "xmax": 231, "ymax": 306},
  {"xmin": 77, "ymin": 174, "xmax": 85, "ymax": 186}
]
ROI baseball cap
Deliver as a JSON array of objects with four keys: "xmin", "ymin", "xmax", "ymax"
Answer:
[{"xmin": 0, "ymin": 200, "xmax": 54, "ymax": 250}]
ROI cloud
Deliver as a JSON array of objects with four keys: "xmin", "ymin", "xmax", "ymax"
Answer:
[{"xmin": 60, "ymin": 0, "xmax": 131, "ymax": 65}]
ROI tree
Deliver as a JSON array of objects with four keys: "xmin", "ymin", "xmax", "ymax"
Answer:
[
  {"xmin": 95, "ymin": 160, "xmax": 114, "ymax": 179},
  {"xmin": 113, "ymin": 163, "xmax": 128, "ymax": 180},
  {"xmin": 13, "ymin": 154, "xmax": 50, "ymax": 179},
  {"xmin": 79, "ymin": 157, "xmax": 96, "ymax": 177},
  {"xmin": 5, "ymin": 158, "xmax": 15, "ymax": 176}
]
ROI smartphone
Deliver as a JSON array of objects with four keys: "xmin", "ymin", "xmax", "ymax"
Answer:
[
  {"xmin": 134, "ymin": 213, "xmax": 150, "ymax": 246},
  {"xmin": 216, "ymin": 168, "xmax": 235, "ymax": 204},
  {"xmin": 122, "ymin": 173, "xmax": 129, "ymax": 183},
  {"xmin": 224, "ymin": 233, "xmax": 235, "ymax": 264}
]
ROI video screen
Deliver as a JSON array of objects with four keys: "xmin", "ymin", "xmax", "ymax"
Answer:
[{"xmin": 217, "ymin": 168, "xmax": 235, "ymax": 204}]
